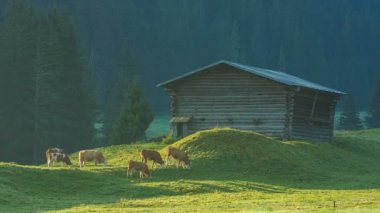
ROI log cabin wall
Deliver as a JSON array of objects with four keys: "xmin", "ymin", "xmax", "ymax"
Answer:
[
  {"xmin": 167, "ymin": 65, "xmax": 288, "ymax": 138},
  {"xmin": 283, "ymin": 90, "xmax": 295, "ymax": 140},
  {"xmin": 291, "ymin": 89, "xmax": 338, "ymax": 141}
]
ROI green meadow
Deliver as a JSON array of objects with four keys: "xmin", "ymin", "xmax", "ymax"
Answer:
[{"xmin": 1, "ymin": 128, "xmax": 380, "ymax": 212}]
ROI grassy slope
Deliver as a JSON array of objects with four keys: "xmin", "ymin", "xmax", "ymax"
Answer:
[{"xmin": 1, "ymin": 128, "xmax": 380, "ymax": 212}]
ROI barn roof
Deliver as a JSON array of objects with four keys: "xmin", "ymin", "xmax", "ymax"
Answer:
[{"xmin": 157, "ymin": 60, "xmax": 346, "ymax": 95}]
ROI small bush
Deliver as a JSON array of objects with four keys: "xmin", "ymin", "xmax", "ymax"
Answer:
[
  {"xmin": 148, "ymin": 135, "xmax": 166, "ymax": 143},
  {"xmin": 161, "ymin": 133, "xmax": 175, "ymax": 145}
]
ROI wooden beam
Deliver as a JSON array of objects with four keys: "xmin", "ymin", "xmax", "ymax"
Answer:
[{"xmin": 310, "ymin": 92, "xmax": 319, "ymax": 117}]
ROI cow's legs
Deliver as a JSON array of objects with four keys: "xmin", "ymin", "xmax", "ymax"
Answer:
[
  {"xmin": 127, "ymin": 169, "xmax": 133, "ymax": 178},
  {"xmin": 166, "ymin": 156, "xmax": 172, "ymax": 166}
]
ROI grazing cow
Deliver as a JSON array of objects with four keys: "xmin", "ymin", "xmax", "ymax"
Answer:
[
  {"xmin": 127, "ymin": 160, "xmax": 150, "ymax": 178},
  {"xmin": 48, "ymin": 153, "xmax": 72, "ymax": 167},
  {"xmin": 78, "ymin": 150, "xmax": 108, "ymax": 168},
  {"xmin": 140, "ymin": 149, "xmax": 164, "ymax": 168},
  {"xmin": 166, "ymin": 146, "xmax": 191, "ymax": 169},
  {"xmin": 46, "ymin": 148, "xmax": 63, "ymax": 167}
]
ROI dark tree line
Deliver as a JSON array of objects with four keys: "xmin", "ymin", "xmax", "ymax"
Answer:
[
  {"xmin": 53, "ymin": 0, "xmax": 380, "ymax": 112},
  {"xmin": 1, "ymin": 1, "xmax": 378, "ymax": 133},
  {"xmin": 25, "ymin": 0, "xmax": 378, "ymax": 132},
  {"xmin": 366, "ymin": 72, "xmax": 380, "ymax": 128},
  {"xmin": 339, "ymin": 71, "xmax": 380, "ymax": 130},
  {"xmin": 338, "ymin": 93, "xmax": 363, "ymax": 130},
  {"xmin": 0, "ymin": 1, "xmax": 95, "ymax": 164}
]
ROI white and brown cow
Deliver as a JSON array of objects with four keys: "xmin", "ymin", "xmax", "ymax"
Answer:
[
  {"xmin": 78, "ymin": 150, "xmax": 108, "ymax": 168},
  {"xmin": 48, "ymin": 153, "xmax": 72, "ymax": 167},
  {"xmin": 46, "ymin": 148, "xmax": 63, "ymax": 167}
]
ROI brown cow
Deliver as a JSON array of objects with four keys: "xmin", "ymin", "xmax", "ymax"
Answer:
[
  {"xmin": 127, "ymin": 160, "xmax": 150, "ymax": 178},
  {"xmin": 78, "ymin": 150, "xmax": 108, "ymax": 168},
  {"xmin": 46, "ymin": 148, "xmax": 63, "ymax": 167},
  {"xmin": 140, "ymin": 149, "xmax": 164, "ymax": 169},
  {"xmin": 166, "ymin": 146, "xmax": 191, "ymax": 169}
]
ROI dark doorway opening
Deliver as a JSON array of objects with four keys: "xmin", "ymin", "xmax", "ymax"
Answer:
[{"xmin": 177, "ymin": 123, "xmax": 184, "ymax": 137}]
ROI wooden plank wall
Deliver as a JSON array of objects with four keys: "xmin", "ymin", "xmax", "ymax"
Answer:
[
  {"xmin": 283, "ymin": 90, "xmax": 295, "ymax": 140},
  {"xmin": 168, "ymin": 65, "xmax": 288, "ymax": 138},
  {"xmin": 291, "ymin": 89, "xmax": 338, "ymax": 141}
]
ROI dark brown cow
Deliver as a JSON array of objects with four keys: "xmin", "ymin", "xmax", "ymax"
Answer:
[
  {"xmin": 140, "ymin": 149, "xmax": 164, "ymax": 168},
  {"xmin": 127, "ymin": 160, "xmax": 150, "ymax": 178}
]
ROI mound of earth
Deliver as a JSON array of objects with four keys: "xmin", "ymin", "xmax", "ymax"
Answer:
[
  {"xmin": 164, "ymin": 128, "xmax": 304, "ymax": 174},
  {"xmin": 164, "ymin": 128, "xmax": 379, "ymax": 176}
]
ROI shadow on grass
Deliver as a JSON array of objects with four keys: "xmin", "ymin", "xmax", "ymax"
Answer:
[{"xmin": 0, "ymin": 164, "xmax": 180, "ymax": 212}]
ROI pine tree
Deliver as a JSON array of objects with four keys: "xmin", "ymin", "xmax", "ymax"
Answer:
[
  {"xmin": 366, "ymin": 72, "xmax": 380, "ymax": 128},
  {"xmin": 338, "ymin": 93, "xmax": 363, "ymax": 130},
  {"xmin": 48, "ymin": 9, "xmax": 95, "ymax": 152},
  {"xmin": 111, "ymin": 78, "xmax": 154, "ymax": 145},
  {"xmin": 104, "ymin": 45, "xmax": 136, "ymax": 145},
  {"xmin": 0, "ymin": 3, "xmax": 95, "ymax": 163},
  {"xmin": 29, "ymin": 9, "xmax": 95, "ymax": 161},
  {"xmin": 31, "ymin": 14, "xmax": 62, "ymax": 163},
  {"xmin": 0, "ymin": 0, "xmax": 39, "ymax": 163}
]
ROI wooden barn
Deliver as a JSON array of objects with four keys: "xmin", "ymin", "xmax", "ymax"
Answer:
[{"xmin": 157, "ymin": 60, "xmax": 346, "ymax": 141}]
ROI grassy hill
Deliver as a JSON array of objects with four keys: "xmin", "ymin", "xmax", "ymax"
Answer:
[{"xmin": 1, "ymin": 128, "xmax": 380, "ymax": 212}]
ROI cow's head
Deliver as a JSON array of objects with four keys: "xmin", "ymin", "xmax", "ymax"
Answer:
[
  {"xmin": 63, "ymin": 154, "xmax": 72, "ymax": 166},
  {"xmin": 50, "ymin": 152, "xmax": 58, "ymax": 161},
  {"xmin": 183, "ymin": 158, "xmax": 191, "ymax": 170},
  {"xmin": 157, "ymin": 158, "xmax": 165, "ymax": 165}
]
